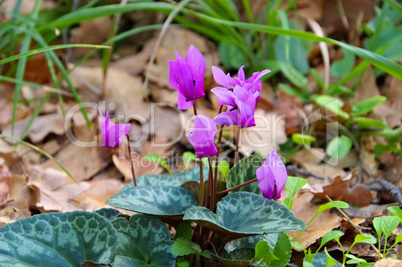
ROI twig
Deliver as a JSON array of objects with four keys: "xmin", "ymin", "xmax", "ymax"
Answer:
[
  {"xmin": 325, "ymin": 195, "xmax": 383, "ymax": 259},
  {"xmin": 287, "ymin": 165, "xmax": 325, "ymax": 180}
]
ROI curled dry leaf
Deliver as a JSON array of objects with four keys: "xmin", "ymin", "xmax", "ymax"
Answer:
[
  {"xmin": 0, "ymin": 164, "xmax": 12, "ymax": 204},
  {"xmin": 312, "ymin": 171, "xmax": 373, "ymax": 207}
]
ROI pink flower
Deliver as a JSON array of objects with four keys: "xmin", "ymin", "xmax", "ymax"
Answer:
[
  {"xmin": 256, "ymin": 150, "xmax": 287, "ymax": 200},
  {"xmin": 99, "ymin": 109, "xmax": 131, "ymax": 148},
  {"xmin": 187, "ymin": 115, "xmax": 218, "ymax": 158},
  {"xmin": 168, "ymin": 45, "xmax": 206, "ymax": 110}
]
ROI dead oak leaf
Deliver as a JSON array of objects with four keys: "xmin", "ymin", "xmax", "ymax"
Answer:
[
  {"xmin": 27, "ymin": 165, "xmax": 90, "ymax": 212},
  {"xmin": 0, "ymin": 206, "xmax": 31, "ymax": 227}
]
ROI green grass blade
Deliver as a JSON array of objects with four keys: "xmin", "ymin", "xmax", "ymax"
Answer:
[
  {"xmin": 0, "ymin": 134, "xmax": 75, "ymax": 181},
  {"xmin": 383, "ymin": 0, "xmax": 402, "ymax": 13},
  {"xmin": 195, "ymin": 18, "xmax": 402, "ymax": 78},
  {"xmin": 0, "ymin": 44, "xmax": 110, "ymax": 65},
  {"xmin": 11, "ymin": 0, "xmax": 42, "ymax": 136},
  {"xmin": 51, "ymin": 3, "xmax": 174, "ymax": 26}
]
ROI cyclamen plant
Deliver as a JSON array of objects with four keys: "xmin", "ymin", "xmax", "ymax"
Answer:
[{"xmin": 0, "ymin": 46, "xmax": 305, "ymax": 267}]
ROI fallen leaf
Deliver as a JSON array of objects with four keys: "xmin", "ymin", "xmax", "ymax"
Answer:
[
  {"xmin": 374, "ymin": 259, "xmax": 402, "ymax": 267},
  {"xmin": 27, "ymin": 165, "xmax": 90, "ymax": 212},
  {"xmin": 0, "ymin": 164, "xmax": 12, "ymax": 204},
  {"xmin": 0, "ymin": 206, "xmax": 31, "ymax": 227},
  {"xmin": 7, "ymin": 174, "xmax": 36, "ymax": 211},
  {"xmin": 239, "ymin": 109, "xmax": 288, "ymax": 157},
  {"xmin": 112, "ymin": 141, "xmax": 168, "ymax": 182},
  {"xmin": 42, "ymin": 144, "xmax": 111, "ymax": 181},
  {"xmin": 70, "ymin": 17, "xmax": 112, "ymax": 58},
  {"xmin": 73, "ymin": 179, "xmax": 125, "ymax": 211},
  {"xmin": 288, "ymin": 192, "xmax": 341, "ymax": 248},
  {"xmin": 312, "ymin": 170, "xmax": 373, "ymax": 207}
]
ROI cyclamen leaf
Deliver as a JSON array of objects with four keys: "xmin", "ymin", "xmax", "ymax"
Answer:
[{"xmin": 0, "ymin": 211, "xmax": 117, "ymax": 266}]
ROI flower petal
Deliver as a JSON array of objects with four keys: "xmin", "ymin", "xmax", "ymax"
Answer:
[
  {"xmin": 186, "ymin": 45, "xmax": 206, "ymax": 99},
  {"xmin": 212, "ymin": 66, "xmax": 229, "ymax": 88},
  {"xmin": 177, "ymin": 91, "xmax": 194, "ymax": 110},
  {"xmin": 213, "ymin": 110, "xmax": 239, "ymax": 126},
  {"xmin": 211, "ymin": 87, "xmax": 237, "ymax": 107},
  {"xmin": 188, "ymin": 115, "xmax": 218, "ymax": 158}
]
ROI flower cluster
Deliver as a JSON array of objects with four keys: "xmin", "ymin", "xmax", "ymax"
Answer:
[{"xmin": 169, "ymin": 45, "xmax": 287, "ymax": 200}]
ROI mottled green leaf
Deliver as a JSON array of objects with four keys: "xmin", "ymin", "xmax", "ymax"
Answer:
[
  {"xmin": 226, "ymin": 154, "xmax": 263, "ymax": 194},
  {"xmin": 112, "ymin": 214, "xmax": 174, "ymax": 266},
  {"xmin": 0, "ymin": 211, "xmax": 117, "ymax": 266},
  {"xmin": 121, "ymin": 167, "xmax": 208, "ymax": 190},
  {"xmin": 107, "ymin": 186, "xmax": 198, "ymax": 216},
  {"xmin": 95, "ymin": 208, "xmax": 120, "ymax": 221},
  {"xmin": 183, "ymin": 192, "xmax": 305, "ymax": 242}
]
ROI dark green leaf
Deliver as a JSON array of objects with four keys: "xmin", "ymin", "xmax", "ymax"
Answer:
[
  {"xmin": 331, "ymin": 48, "xmax": 356, "ymax": 78},
  {"xmin": 183, "ymin": 192, "xmax": 305, "ymax": 242},
  {"xmin": 107, "ymin": 186, "xmax": 198, "ymax": 216},
  {"xmin": 112, "ymin": 214, "xmax": 174, "ymax": 266},
  {"xmin": 226, "ymin": 154, "xmax": 263, "ymax": 194},
  {"xmin": 0, "ymin": 211, "xmax": 117, "ymax": 266}
]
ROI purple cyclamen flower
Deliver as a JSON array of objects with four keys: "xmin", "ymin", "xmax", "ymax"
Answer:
[
  {"xmin": 211, "ymin": 65, "xmax": 270, "ymax": 101},
  {"xmin": 212, "ymin": 85, "xmax": 257, "ymax": 128},
  {"xmin": 99, "ymin": 109, "xmax": 131, "ymax": 148},
  {"xmin": 256, "ymin": 150, "xmax": 287, "ymax": 200},
  {"xmin": 188, "ymin": 115, "xmax": 218, "ymax": 158},
  {"xmin": 169, "ymin": 45, "xmax": 206, "ymax": 110}
]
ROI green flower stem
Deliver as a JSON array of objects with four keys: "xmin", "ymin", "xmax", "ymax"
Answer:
[
  {"xmin": 217, "ymin": 178, "xmax": 258, "ymax": 195},
  {"xmin": 126, "ymin": 134, "xmax": 137, "ymax": 187}
]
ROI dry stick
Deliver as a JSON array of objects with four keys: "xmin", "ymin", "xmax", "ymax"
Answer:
[
  {"xmin": 126, "ymin": 134, "xmax": 137, "ymax": 186},
  {"xmin": 325, "ymin": 195, "xmax": 382, "ymax": 259},
  {"xmin": 234, "ymin": 127, "xmax": 241, "ymax": 164}
]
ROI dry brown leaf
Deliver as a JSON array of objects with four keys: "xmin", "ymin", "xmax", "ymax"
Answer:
[
  {"xmin": 374, "ymin": 259, "xmax": 402, "ymax": 267},
  {"xmin": 113, "ymin": 141, "xmax": 169, "ymax": 182},
  {"xmin": 0, "ymin": 206, "xmax": 31, "ymax": 227},
  {"xmin": 70, "ymin": 18, "xmax": 112, "ymax": 58},
  {"xmin": 287, "ymin": 192, "xmax": 341, "ymax": 248},
  {"xmin": 0, "ymin": 99, "xmax": 29, "ymax": 129},
  {"xmin": 276, "ymin": 91, "xmax": 305, "ymax": 133},
  {"xmin": 0, "ymin": 164, "xmax": 12, "ymax": 204},
  {"xmin": 2, "ymin": 112, "xmax": 65, "ymax": 143},
  {"xmin": 27, "ymin": 165, "xmax": 90, "ymax": 212},
  {"xmin": 312, "ymin": 171, "xmax": 373, "ymax": 207},
  {"xmin": 69, "ymin": 65, "xmax": 151, "ymax": 119},
  {"xmin": 292, "ymin": 149, "xmax": 346, "ymax": 180},
  {"xmin": 42, "ymin": 144, "xmax": 110, "ymax": 181},
  {"xmin": 7, "ymin": 173, "xmax": 36, "ymax": 210},
  {"xmin": 73, "ymin": 179, "xmax": 125, "ymax": 211},
  {"xmin": 239, "ymin": 110, "xmax": 288, "ymax": 157}
]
